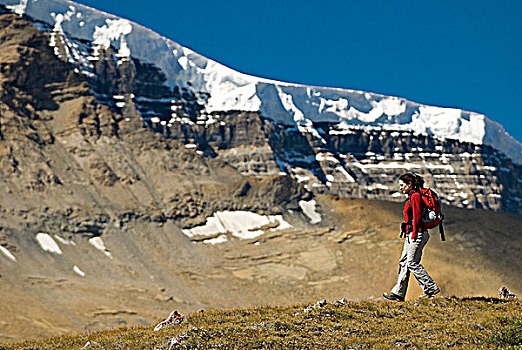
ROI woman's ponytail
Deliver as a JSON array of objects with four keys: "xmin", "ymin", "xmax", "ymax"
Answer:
[
  {"xmin": 414, "ymin": 174, "xmax": 425, "ymax": 189},
  {"xmin": 399, "ymin": 173, "xmax": 425, "ymax": 190}
]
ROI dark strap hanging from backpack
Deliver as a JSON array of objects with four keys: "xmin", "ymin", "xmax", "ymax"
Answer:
[{"xmin": 439, "ymin": 216, "xmax": 446, "ymax": 241}]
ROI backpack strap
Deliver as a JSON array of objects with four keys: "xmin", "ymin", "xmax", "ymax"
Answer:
[
  {"xmin": 403, "ymin": 190, "xmax": 418, "ymax": 236},
  {"xmin": 400, "ymin": 196, "xmax": 411, "ymax": 238},
  {"xmin": 439, "ymin": 215, "xmax": 446, "ymax": 241}
]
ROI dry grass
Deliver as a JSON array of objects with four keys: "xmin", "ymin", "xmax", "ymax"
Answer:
[{"xmin": 2, "ymin": 297, "xmax": 520, "ymax": 349}]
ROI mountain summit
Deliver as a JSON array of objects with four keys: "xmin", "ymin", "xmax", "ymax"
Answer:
[
  {"xmin": 4, "ymin": 0, "xmax": 521, "ymax": 161},
  {"xmin": 1, "ymin": 0, "xmax": 521, "ymax": 214}
]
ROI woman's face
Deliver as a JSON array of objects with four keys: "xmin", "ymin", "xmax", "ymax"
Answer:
[{"xmin": 399, "ymin": 179, "xmax": 412, "ymax": 194}]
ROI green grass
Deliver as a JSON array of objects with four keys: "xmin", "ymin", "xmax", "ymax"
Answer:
[{"xmin": 2, "ymin": 297, "xmax": 521, "ymax": 349}]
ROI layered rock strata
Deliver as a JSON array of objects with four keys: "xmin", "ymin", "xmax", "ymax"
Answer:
[{"xmin": 1, "ymin": 6, "xmax": 521, "ymax": 218}]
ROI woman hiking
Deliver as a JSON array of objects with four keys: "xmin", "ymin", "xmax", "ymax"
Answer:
[{"xmin": 383, "ymin": 173, "xmax": 440, "ymax": 301}]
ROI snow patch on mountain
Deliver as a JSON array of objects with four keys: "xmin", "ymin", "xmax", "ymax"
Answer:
[
  {"xmin": 5, "ymin": 0, "xmax": 26, "ymax": 15},
  {"xmin": 1, "ymin": 0, "xmax": 521, "ymax": 163},
  {"xmin": 73, "ymin": 265, "xmax": 86, "ymax": 277},
  {"xmin": 92, "ymin": 18, "xmax": 132, "ymax": 59},
  {"xmin": 0, "ymin": 245, "xmax": 16, "ymax": 261},
  {"xmin": 299, "ymin": 200, "xmax": 322, "ymax": 224},
  {"xmin": 182, "ymin": 211, "xmax": 292, "ymax": 241},
  {"xmin": 411, "ymin": 106, "xmax": 485, "ymax": 145},
  {"xmin": 203, "ymin": 60, "xmax": 262, "ymax": 112},
  {"xmin": 88, "ymin": 237, "xmax": 112, "ymax": 259},
  {"xmin": 36, "ymin": 233, "xmax": 62, "ymax": 255},
  {"xmin": 276, "ymin": 86, "xmax": 326, "ymax": 143}
]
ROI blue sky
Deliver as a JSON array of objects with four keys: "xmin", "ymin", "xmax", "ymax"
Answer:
[{"xmin": 77, "ymin": 0, "xmax": 522, "ymax": 143}]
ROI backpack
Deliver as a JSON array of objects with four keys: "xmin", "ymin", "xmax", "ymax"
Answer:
[{"xmin": 416, "ymin": 188, "xmax": 446, "ymax": 241}]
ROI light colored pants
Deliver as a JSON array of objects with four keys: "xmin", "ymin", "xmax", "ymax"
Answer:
[{"xmin": 391, "ymin": 231, "xmax": 439, "ymax": 297}]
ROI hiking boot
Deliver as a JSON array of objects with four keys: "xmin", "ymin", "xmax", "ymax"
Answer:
[
  {"xmin": 383, "ymin": 292, "xmax": 404, "ymax": 302},
  {"xmin": 419, "ymin": 289, "xmax": 441, "ymax": 299}
]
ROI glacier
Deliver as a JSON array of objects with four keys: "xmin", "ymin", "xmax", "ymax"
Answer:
[{"xmin": 1, "ymin": 0, "xmax": 521, "ymax": 164}]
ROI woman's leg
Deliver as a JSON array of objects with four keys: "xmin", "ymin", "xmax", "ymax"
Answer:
[
  {"xmin": 406, "ymin": 231, "xmax": 439, "ymax": 294},
  {"xmin": 390, "ymin": 238, "xmax": 410, "ymax": 298}
]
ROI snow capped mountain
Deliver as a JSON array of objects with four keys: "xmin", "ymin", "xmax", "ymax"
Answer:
[
  {"xmin": 2, "ymin": 3, "xmax": 522, "ymax": 342},
  {"xmin": 1, "ymin": 0, "xmax": 521, "ymax": 164}
]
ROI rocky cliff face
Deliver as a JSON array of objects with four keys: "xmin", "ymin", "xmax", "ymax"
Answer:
[
  {"xmin": 174, "ymin": 110, "xmax": 521, "ymax": 214},
  {"xmin": 0, "ymin": 13, "xmax": 308, "ymax": 238},
  {"xmin": 205, "ymin": 116, "xmax": 521, "ymax": 213},
  {"xmin": 1, "ymin": 3, "xmax": 516, "ymax": 216}
]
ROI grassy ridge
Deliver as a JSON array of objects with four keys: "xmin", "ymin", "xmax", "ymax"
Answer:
[{"xmin": 3, "ymin": 297, "xmax": 521, "ymax": 349}]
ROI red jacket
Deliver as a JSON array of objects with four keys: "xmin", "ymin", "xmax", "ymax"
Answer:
[{"xmin": 403, "ymin": 190, "xmax": 426, "ymax": 239}]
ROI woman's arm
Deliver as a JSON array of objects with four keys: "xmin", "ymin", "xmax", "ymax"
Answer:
[{"xmin": 410, "ymin": 192, "xmax": 422, "ymax": 240}]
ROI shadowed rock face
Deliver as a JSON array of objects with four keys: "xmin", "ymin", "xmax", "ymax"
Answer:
[{"xmin": 0, "ymin": 13, "xmax": 307, "ymax": 232}]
